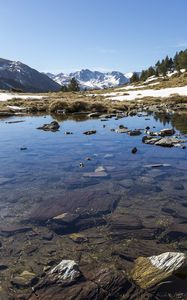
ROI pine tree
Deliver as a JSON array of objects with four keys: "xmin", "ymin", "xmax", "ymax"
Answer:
[
  {"xmin": 140, "ymin": 70, "xmax": 146, "ymax": 81},
  {"xmin": 178, "ymin": 50, "xmax": 187, "ymax": 70},
  {"xmin": 61, "ymin": 85, "xmax": 68, "ymax": 92},
  {"xmin": 147, "ymin": 66, "xmax": 156, "ymax": 77},
  {"xmin": 130, "ymin": 72, "xmax": 139, "ymax": 83},
  {"xmin": 173, "ymin": 52, "xmax": 180, "ymax": 71},
  {"xmin": 68, "ymin": 78, "xmax": 80, "ymax": 92}
]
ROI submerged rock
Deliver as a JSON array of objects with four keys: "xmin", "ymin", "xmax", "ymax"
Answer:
[
  {"xmin": 20, "ymin": 146, "xmax": 27, "ymax": 151},
  {"xmin": 131, "ymin": 147, "xmax": 137, "ymax": 154},
  {"xmin": 37, "ymin": 121, "xmax": 60, "ymax": 132},
  {"xmin": 11, "ymin": 270, "xmax": 38, "ymax": 288},
  {"xmin": 83, "ymin": 130, "xmax": 96, "ymax": 135},
  {"xmin": 0, "ymin": 287, "xmax": 9, "ymax": 300},
  {"xmin": 0, "ymin": 225, "xmax": 32, "ymax": 237},
  {"xmin": 144, "ymin": 163, "xmax": 171, "ymax": 168},
  {"xmin": 83, "ymin": 172, "xmax": 108, "ymax": 178},
  {"xmin": 69, "ymin": 233, "xmax": 88, "ymax": 243},
  {"xmin": 29, "ymin": 264, "xmax": 142, "ymax": 300}
]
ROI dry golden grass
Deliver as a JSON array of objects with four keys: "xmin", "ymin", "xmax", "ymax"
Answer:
[{"xmin": 1, "ymin": 73, "xmax": 187, "ymax": 116}]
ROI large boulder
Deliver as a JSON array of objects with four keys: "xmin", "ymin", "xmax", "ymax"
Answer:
[
  {"xmin": 143, "ymin": 136, "xmax": 186, "ymax": 147},
  {"xmin": 159, "ymin": 128, "xmax": 175, "ymax": 136},
  {"xmin": 48, "ymin": 260, "xmax": 82, "ymax": 284},
  {"xmin": 132, "ymin": 252, "xmax": 187, "ymax": 290}
]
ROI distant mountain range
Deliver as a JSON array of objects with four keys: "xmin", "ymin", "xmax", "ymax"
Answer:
[
  {"xmin": 0, "ymin": 58, "xmax": 61, "ymax": 92},
  {"xmin": 46, "ymin": 69, "xmax": 133, "ymax": 90},
  {"xmin": 0, "ymin": 58, "xmax": 139, "ymax": 92}
]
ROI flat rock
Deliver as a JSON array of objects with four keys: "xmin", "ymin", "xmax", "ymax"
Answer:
[
  {"xmin": 29, "ymin": 265, "xmax": 144, "ymax": 300},
  {"xmin": 28, "ymin": 190, "xmax": 119, "ymax": 234},
  {"xmin": 83, "ymin": 130, "xmax": 96, "ymax": 135},
  {"xmin": 11, "ymin": 270, "xmax": 38, "ymax": 288},
  {"xmin": 144, "ymin": 163, "xmax": 171, "ymax": 168},
  {"xmin": 108, "ymin": 213, "xmax": 144, "ymax": 237},
  {"xmin": 69, "ymin": 233, "xmax": 88, "ymax": 243},
  {"xmin": 155, "ymin": 137, "xmax": 186, "ymax": 147},
  {"xmin": 143, "ymin": 136, "xmax": 186, "ymax": 147},
  {"xmin": 0, "ymin": 225, "xmax": 32, "ymax": 237},
  {"xmin": 83, "ymin": 171, "xmax": 109, "ymax": 178}
]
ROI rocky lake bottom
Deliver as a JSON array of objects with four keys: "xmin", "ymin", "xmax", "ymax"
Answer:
[{"xmin": 1, "ymin": 111, "xmax": 187, "ymax": 299}]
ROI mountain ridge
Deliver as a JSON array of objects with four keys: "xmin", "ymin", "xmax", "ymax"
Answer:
[{"xmin": 46, "ymin": 69, "xmax": 136, "ymax": 90}]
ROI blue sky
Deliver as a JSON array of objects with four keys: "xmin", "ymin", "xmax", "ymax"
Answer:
[{"xmin": 1, "ymin": 0, "xmax": 187, "ymax": 73}]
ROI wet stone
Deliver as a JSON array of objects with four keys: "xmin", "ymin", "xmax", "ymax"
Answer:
[
  {"xmin": 83, "ymin": 130, "xmax": 96, "ymax": 135},
  {"xmin": 37, "ymin": 121, "xmax": 60, "ymax": 132},
  {"xmin": 11, "ymin": 271, "xmax": 38, "ymax": 288}
]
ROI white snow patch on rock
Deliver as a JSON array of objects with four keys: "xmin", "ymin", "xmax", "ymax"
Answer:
[
  {"xmin": 50, "ymin": 260, "xmax": 81, "ymax": 281},
  {"xmin": 149, "ymin": 252, "xmax": 186, "ymax": 273}
]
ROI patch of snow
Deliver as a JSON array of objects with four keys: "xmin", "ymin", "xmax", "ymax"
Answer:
[
  {"xmin": 0, "ymin": 92, "xmax": 43, "ymax": 102},
  {"xmin": 116, "ymin": 81, "xmax": 160, "ymax": 91},
  {"xmin": 7, "ymin": 105, "xmax": 26, "ymax": 111},
  {"xmin": 97, "ymin": 85, "xmax": 187, "ymax": 101},
  {"xmin": 167, "ymin": 70, "xmax": 178, "ymax": 77},
  {"xmin": 144, "ymin": 76, "xmax": 159, "ymax": 83}
]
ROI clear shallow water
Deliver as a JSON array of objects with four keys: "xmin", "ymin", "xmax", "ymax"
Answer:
[{"xmin": 0, "ymin": 113, "xmax": 187, "ymax": 224}]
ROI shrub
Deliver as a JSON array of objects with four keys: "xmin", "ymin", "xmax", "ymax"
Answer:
[
  {"xmin": 90, "ymin": 102, "xmax": 107, "ymax": 112},
  {"xmin": 66, "ymin": 100, "xmax": 89, "ymax": 113},
  {"xmin": 49, "ymin": 99, "xmax": 69, "ymax": 113}
]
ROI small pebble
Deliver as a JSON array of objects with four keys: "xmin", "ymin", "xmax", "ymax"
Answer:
[
  {"xmin": 131, "ymin": 147, "xmax": 137, "ymax": 154},
  {"xmin": 20, "ymin": 147, "xmax": 27, "ymax": 151}
]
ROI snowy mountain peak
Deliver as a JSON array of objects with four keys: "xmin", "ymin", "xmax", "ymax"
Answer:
[{"xmin": 46, "ymin": 69, "xmax": 130, "ymax": 90}]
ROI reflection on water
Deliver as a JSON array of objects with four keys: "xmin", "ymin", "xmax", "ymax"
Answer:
[{"xmin": 0, "ymin": 112, "xmax": 187, "ymax": 224}]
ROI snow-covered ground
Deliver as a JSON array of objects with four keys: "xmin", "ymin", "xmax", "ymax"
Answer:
[
  {"xmin": 116, "ymin": 81, "xmax": 160, "ymax": 91},
  {"xmin": 94, "ymin": 85, "xmax": 187, "ymax": 101},
  {"xmin": 0, "ymin": 92, "xmax": 43, "ymax": 102}
]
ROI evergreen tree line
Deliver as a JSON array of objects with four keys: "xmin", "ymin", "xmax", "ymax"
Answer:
[
  {"xmin": 131, "ymin": 49, "xmax": 187, "ymax": 83},
  {"xmin": 61, "ymin": 77, "xmax": 80, "ymax": 92}
]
